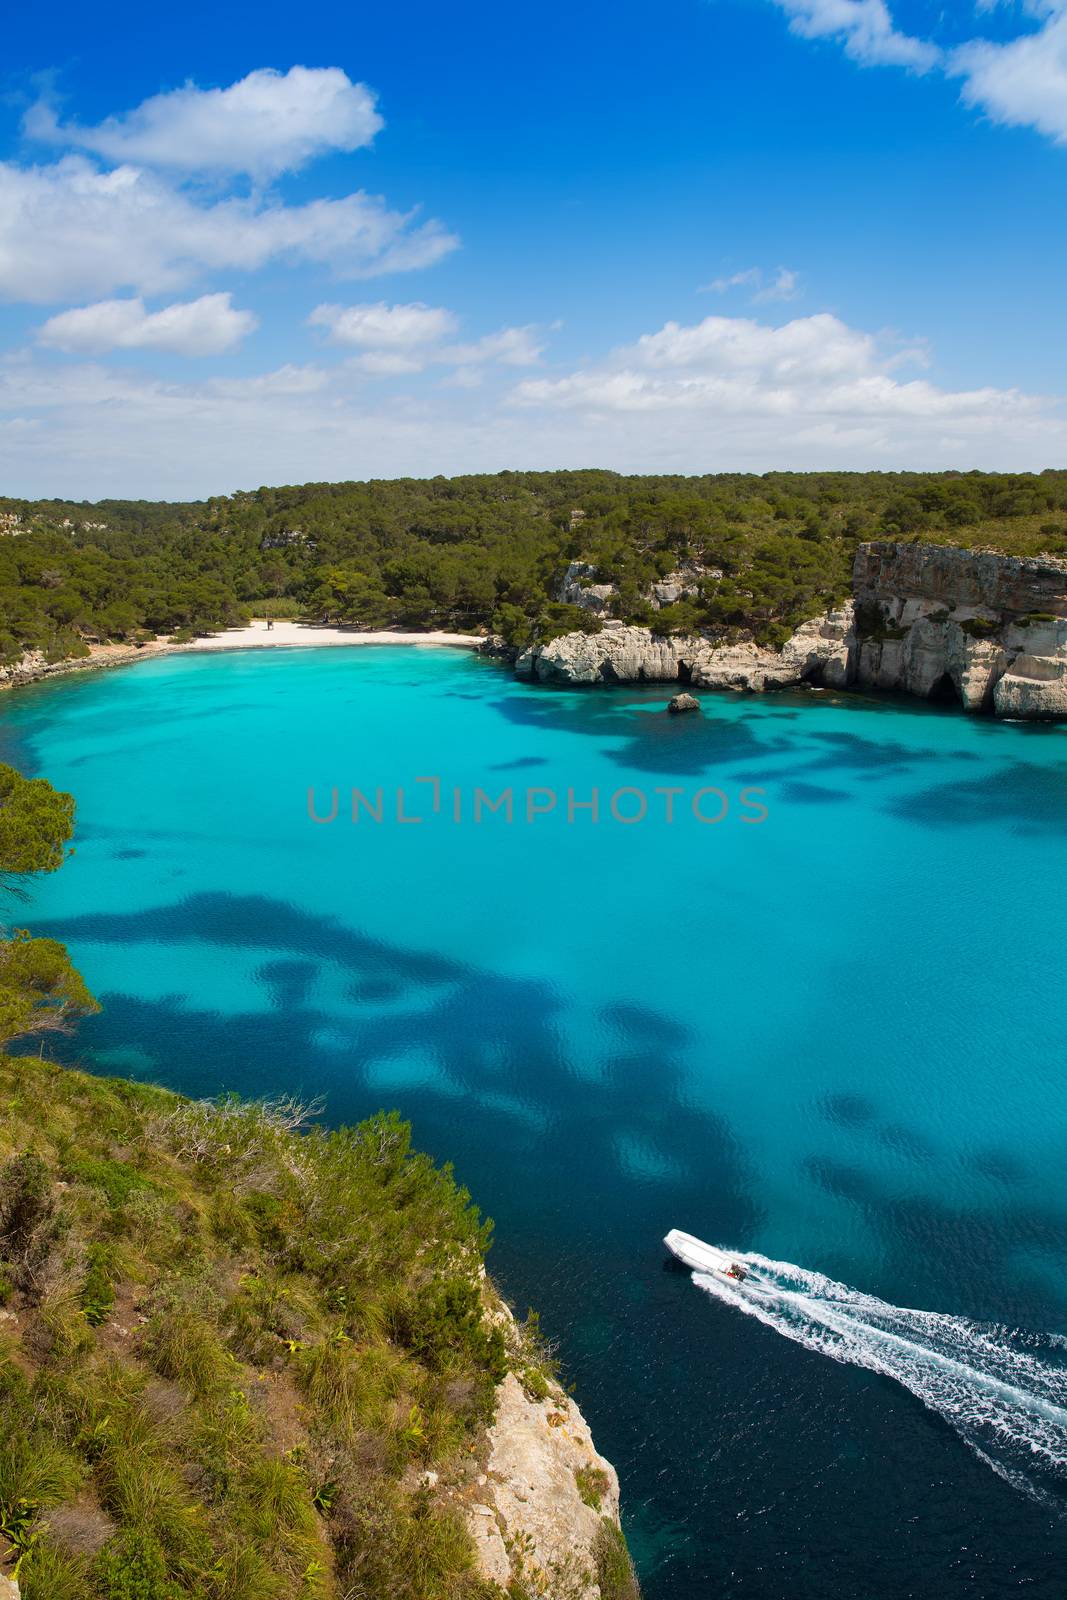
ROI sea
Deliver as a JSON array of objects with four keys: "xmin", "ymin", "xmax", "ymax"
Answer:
[{"xmin": 2, "ymin": 644, "xmax": 1066, "ymax": 1599}]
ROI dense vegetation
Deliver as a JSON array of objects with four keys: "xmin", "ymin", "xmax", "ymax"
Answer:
[
  {"xmin": 0, "ymin": 770, "xmax": 637, "ymax": 1600},
  {"xmin": 2, "ymin": 469, "xmax": 1067, "ymax": 663}
]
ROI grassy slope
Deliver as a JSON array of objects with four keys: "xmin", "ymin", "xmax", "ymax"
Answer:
[{"xmin": 0, "ymin": 1055, "xmax": 628, "ymax": 1600}]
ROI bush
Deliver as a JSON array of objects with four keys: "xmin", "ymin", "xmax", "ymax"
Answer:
[
  {"xmin": 65, "ymin": 1156, "xmax": 154, "ymax": 1209},
  {"xmin": 958, "ymin": 616, "xmax": 1001, "ymax": 638},
  {"xmin": 93, "ymin": 1529, "xmax": 182, "ymax": 1600},
  {"xmin": 574, "ymin": 1465, "xmax": 609, "ymax": 1511},
  {"xmin": 593, "ymin": 1520, "xmax": 640, "ymax": 1600},
  {"xmin": 397, "ymin": 1278, "xmax": 507, "ymax": 1383}
]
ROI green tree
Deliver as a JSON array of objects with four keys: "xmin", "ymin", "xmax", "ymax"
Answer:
[
  {"xmin": 0, "ymin": 764, "xmax": 75, "ymax": 890},
  {"xmin": 0, "ymin": 765, "xmax": 98, "ymax": 1044}
]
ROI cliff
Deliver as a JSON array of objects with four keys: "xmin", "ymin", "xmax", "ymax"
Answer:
[
  {"xmin": 0, "ymin": 1057, "xmax": 634, "ymax": 1600},
  {"xmin": 851, "ymin": 541, "xmax": 1067, "ymax": 717},
  {"xmin": 503, "ymin": 542, "xmax": 1067, "ymax": 719},
  {"xmin": 465, "ymin": 1298, "xmax": 631, "ymax": 1598}
]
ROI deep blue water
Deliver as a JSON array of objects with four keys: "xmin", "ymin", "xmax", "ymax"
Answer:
[{"xmin": 2, "ymin": 646, "xmax": 1067, "ymax": 1599}]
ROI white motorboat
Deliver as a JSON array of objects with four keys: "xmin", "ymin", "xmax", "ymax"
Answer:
[{"xmin": 664, "ymin": 1228, "xmax": 752, "ymax": 1282}]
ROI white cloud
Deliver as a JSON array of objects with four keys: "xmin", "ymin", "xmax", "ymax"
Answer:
[
  {"xmin": 308, "ymin": 301, "xmax": 545, "ymax": 372},
  {"xmin": 703, "ymin": 268, "xmax": 762, "ymax": 293},
  {"xmin": 510, "ymin": 309, "xmax": 1058, "ymax": 459},
  {"xmin": 0, "ymin": 308, "xmax": 1062, "ymax": 498},
  {"xmin": 26, "ymin": 67, "xmax": 383, "ymax": 180},
  {"xmin": 441, "ymin": 325, "xmax": 545, "ymax": 366},
  {"xmin": 308, "ymin": 300, "xmax": 459, "ymax": 348},
  {"xmin": 0, "ymin": 157, "xmax": 457, "ymax": 304},
  {"xmin": 950, "ymin": 5, "xmax": 1067, "ymax": 143},
  {"xmin": 703, "ymin": 266, "xmax": 801, "ymax": 302},
  {"xmin": 37, "ymin": 293, "xmax": 257, "ymax": 355},
  {"xmin": 769, "ymin": 0, "xmax": 941, "ymax": 70},
  {"xmin": 754, "ymin": 267, "xmax": 801, "ymax": 303},
  {"xmin": 768, "ymin": 0, "xmax": 1067, "ymax": 146}
]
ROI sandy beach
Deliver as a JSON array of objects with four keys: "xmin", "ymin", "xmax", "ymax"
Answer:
[
  {"xmin": 0, "ymin": 622, "xmax": 483, "ymax": 693},
  {"xmin": 180, "ymin": 621, "xmax": 482, "ymax": 651}
]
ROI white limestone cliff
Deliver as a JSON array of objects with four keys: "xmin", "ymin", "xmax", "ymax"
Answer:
[{"xmin": 505, "ymin": 543, "xmax": 1067, "ymax": 719}]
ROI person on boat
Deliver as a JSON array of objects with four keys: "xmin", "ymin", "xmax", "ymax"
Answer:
[{"xmin": 726, "ymin": 1263, "xmax": 747, "ymax": 1281}]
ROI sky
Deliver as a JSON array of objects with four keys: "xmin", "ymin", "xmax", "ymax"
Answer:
[{"xmin": 1, "ymin": 0, "xmax": 1066, "ymax": 498}]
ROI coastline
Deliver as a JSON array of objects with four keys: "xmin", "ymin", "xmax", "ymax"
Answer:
[{"xmin": 0, "ymin": 620, "xmax": 483, "ymax": 693}]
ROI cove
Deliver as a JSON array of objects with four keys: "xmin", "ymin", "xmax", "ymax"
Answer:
[{"xmin": 2, "ymin": 644, "xmax": 1067, "ymax": 1600}]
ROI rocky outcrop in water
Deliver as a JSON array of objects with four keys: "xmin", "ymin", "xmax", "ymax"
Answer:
[{"xmin": 667, "ymin": 692, "xmax": 700, "ymax": 713}]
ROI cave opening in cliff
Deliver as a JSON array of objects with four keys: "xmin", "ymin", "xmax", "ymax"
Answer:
[
  {"xmin": 678, "ymin": 660, "xmax": 693, "ymax": 684},
  {"xmin": 928, "ymin": 672, "xmax": 961, "ymax": 705}
]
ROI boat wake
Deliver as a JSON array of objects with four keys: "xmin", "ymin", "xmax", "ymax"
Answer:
[{"xmin": 691, "ymin": 1252, "xmax": 1067, "ymax": 1506}]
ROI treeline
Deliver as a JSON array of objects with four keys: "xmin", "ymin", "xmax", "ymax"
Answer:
[{"xmin": 2, "ymin": 468, "xmax": 1067, "ymax": 662}]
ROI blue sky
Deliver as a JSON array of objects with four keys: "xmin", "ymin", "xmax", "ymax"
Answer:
[{"xmin": 1, "ymin": 0, "xmax": 1065, "ymax": 497}]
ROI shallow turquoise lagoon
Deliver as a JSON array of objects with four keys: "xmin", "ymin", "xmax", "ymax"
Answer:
[{"xmin": 3, "ymin": 646, "xmax": 1067, "ymax": 1598}]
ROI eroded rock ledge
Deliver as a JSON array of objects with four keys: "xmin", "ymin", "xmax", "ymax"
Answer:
[{"xmin": 497, "ymin": 542, "xmax": 1067, "ymax": 719}]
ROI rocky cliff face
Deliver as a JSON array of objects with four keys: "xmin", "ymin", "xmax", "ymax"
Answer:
[
  {"xmin": 853, "ymin": 541, "xmax": 1067, "ymax": 717},
  {"xmin": 462, "ymin": 1296, "xmax": 632, "ymax": 1599},
  {"xmin": 502, "ymin": 542, "xmax": 1067, "ymax": 719},
  {"xmin": 852, "ymin": 541, "xmax": 1067, "ymax": 619},
  {"xmin": 466, "ymin": 1372, "xmax": 626, "ymax": 1598},
  {"xmin": 512, "ymin": 607, "xmax": 855, "ymax": 696}
]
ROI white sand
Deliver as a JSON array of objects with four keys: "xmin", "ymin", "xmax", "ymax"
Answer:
[{"xmin": 179, "ymin": 621, "xmax": 482, "ymax": 652}]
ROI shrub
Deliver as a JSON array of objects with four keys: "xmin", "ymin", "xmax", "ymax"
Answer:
[
  {"xmin": 93, "ymin": 1529, "xmax": 181, "ymax": 1600},
  {"xmin": 958, "ymin": 616, "xmax": 1001, "ymax": 638},
  {"xmin": 0, "ymin": 1151, "xmax": 59, "ymax": 1296},
  {"xmin": 574, "ymin": 1465, "xmax": 610, "ymax": 1512},
  {"xmin": 593, "ymin": 1520, "xmax": 640, "ymax": 1600},
  {"xmin": 65, "ymin": 1157, "xmax": 155, "ymax": 1209},
  {"xmin": 396, "ymin": 1279, "xmax": 507, "ymax": 1384}
]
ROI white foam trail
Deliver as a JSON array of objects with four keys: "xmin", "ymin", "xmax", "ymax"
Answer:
[{"xmin": 690, "ymin": 1251, "xmax": 1067, "ymax": 1503}]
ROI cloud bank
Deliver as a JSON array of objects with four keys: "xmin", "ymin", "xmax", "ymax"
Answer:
[{"xmin": 1, "ymin": 308, "xmax": 1061, "ymax": 499}]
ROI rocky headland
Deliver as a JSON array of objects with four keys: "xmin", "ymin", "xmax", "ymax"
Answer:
[
  {"xmin": 0, "ymin": 1056, "xmax": 634, "ymax": 1600},
  {"xmin": 498, "ymin": 541, "xmax": 1067, "ymax": 719}
]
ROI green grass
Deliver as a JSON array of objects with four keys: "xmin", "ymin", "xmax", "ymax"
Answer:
[{"xmin": 0, "ymin": 1055, "xmax": 593, "ymax": 1600}]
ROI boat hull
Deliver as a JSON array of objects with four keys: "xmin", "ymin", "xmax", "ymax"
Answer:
[{"xmin": 664, "ymin": 1229, "xmax": 744, "ymax": 1277}]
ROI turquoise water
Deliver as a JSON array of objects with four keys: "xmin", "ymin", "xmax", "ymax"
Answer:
[{"xmin": 3, "ymin": 647, "xmax": 1067, "ymax": 1597}]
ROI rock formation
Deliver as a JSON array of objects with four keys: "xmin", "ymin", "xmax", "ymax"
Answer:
[
  {"xmin": 667, "ymin": 692, "xmax": 700, "ymax": 713},
  {"xmin": 852, "ymin": 542, "xmax": 1067, "ymax": 717},
  {"xmin": 559, "ymin": 561, "xmax": 619, "ymax": 617},
  {"xmin": 501, "ymin": 542, "xmax": 1067, "ymax": 719},
  {"xmin": 513, "ymin": 606, "xmax": 855, "ymax": 696},
  {"xmin": 468, "ymin": 1372, "xmax": 625, "ymax": 1598},
  {"xmin": 557, "ymin": 559, "xmax": 721, "ymax": 617},
  {"xmin": 463, "ymin": 1296, "xmax": 631, "ymax": 1599}
]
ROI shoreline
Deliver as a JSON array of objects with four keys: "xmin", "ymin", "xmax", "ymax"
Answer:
[{"xmin": 0, "ymin": 621, "xmax": 483, "ymax": 692}]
